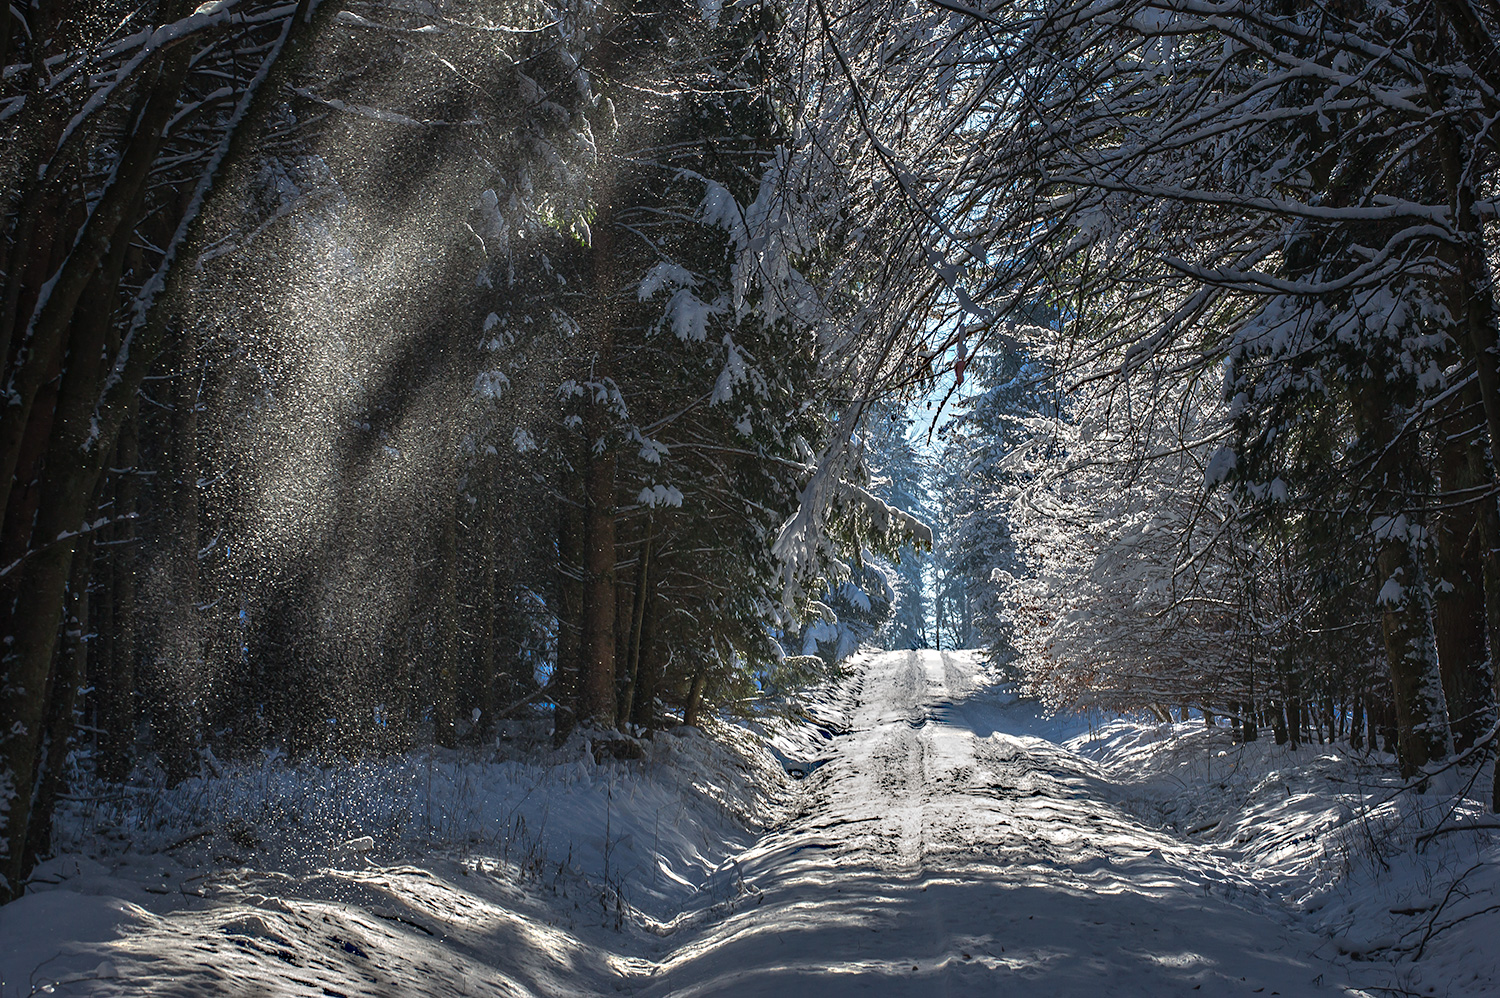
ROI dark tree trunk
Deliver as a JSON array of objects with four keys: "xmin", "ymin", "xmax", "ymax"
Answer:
[
  {"xmin": 1432, "ymin": 401, "xmax": 1497, "ymax": 751},
  {"xmin": 157, "ymin": 331, "xmax": 202, "ymax": 782},
  {"xmin": 1351, "ymin": 370, "xmax": 1452, "ymax": 779},
  {"xmin": 1377, "ymin": 695, "xmax": 1400, "ymax": 756},
  {"xmin": 476, "ymin": 494, "xmax": 499, "ymax": 736},
  {"xmin": 1375, "ymin": 536, "xmax": 1452, "ymax": 777},
  {"xmin": 1283, "ymin": 661, "xmax": 1303, "ymax": 749},
  {"xmin": 434, "ymin": 488, "xmax": 461, "ymax": 749},
  {"xmin": 23, "ymin": 520, "xmax": 95, "ymax": 870},
  {"xmin": 618, "ymin": 527, "xmax": 652, "ymax": 729},
  {"xmin": 629, "ymin": 573, "xmax": 663, "ymax": 732},
  {"xmin": 0, "ymin": 374, "xmax": 106, "ymax": 893},
  {"xmin": 684, "ymin": 661, "xmax": 708, "ymax": 730},
  {"xmin": 553, "ymin": 501, "xmax": 585, "ymax": 745},
  {"xmin": 579, "ymin": 447, "xmax": 618, "ymax": 729},
  {"xmin": 96, "ymin": 413, "xmax": 141, "ymax": 781},
  {"xmin": 576, "ymin": 138, "xmax": 621, "ymax": 730},
  {"xmin": 1430, "ymin": 80, "xmax": 1500, "ymax": 808}
]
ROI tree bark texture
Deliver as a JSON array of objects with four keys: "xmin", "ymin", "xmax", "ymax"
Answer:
[
  {"xmin": 22, "ymin": 523, "xmax": 94, "ymax": 871},
  {"xmin": 434, "ymin": 487, "xmax": 461, "ymax": 750},
  {"xmin": 576, "ymin": 100, "xmax": 620, "ymax": 729},
  {"xmin": 580, "ymin": 447, "xmax": 618, "ymax": 729},
  {"xmin": 1376, "ymin": 536, "xmax": 1453, "ymax": 778},
  {"xmin": 619, "ymin": 527, "xmax": 653, "ymax": 729},
  {"xmin": 684, "ymin": 661, "xmax": 708, "ymax": 730},
  {"xmin": 1432, "ymin": 420, "xmax": 1497, "ymax": 751},
  {"xmin": 553, "ymin": 501, "xmax": 585, "ymax": 745},
  {"xmin": 95, "ymin": 413, "xmax": 141, "ymax": 782}
]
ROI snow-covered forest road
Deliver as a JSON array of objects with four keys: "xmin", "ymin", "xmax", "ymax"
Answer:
[
  {"xmin": 3, "ymin": 650, "xmax": 1384, "ymax": 997},
  {"xmin": 643, "ymin": 649, "xmax": 1349, "ymax": 997}
]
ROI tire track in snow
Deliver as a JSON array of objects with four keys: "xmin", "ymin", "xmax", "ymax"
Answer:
[{"xmin": 640, "ymin": 650, "xmax": 1370, "ymax": 998}]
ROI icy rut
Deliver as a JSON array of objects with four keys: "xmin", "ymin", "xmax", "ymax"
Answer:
[
  {"xmin": 1, "ymin": 650, "xmax": 1368, "ymax": 997},
  {"xmin": 640, "ymin": 649, "xmax": 1357, "ymax": 997}
]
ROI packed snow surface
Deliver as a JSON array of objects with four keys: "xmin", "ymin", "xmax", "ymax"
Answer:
[
  {"xmin": 3, "ymin": 650, "xmax": 1495, "ymax": 996},
  {"xmin": 644, "ymin": 651, "xmax": 1352, "ymax": 997}
]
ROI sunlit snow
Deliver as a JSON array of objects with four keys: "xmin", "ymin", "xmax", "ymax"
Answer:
[{"xmin": 4, "ymin": 651, "xmax": 1492, "ymax": 997}]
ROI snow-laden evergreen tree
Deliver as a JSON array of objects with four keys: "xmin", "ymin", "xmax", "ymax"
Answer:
[
  {"xmin": 932, "ymin": 335, "xmax": 1053, "ymax": 658},
  {"xmin": 863, "ymin": 403, "xmax": 932, "ymax": 650}
]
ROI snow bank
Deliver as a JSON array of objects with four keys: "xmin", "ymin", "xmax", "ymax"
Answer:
[
  {"xmin": 0, "ymin": 718, "xmax": 802, "ymax": 997},
  {"xmin": 1070, "ymin": 719, "xmax": 1500, "ymax": 997},
  {"xmin": 49, "ymin": 722, "xmax": 792, "ymax": 924}
]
